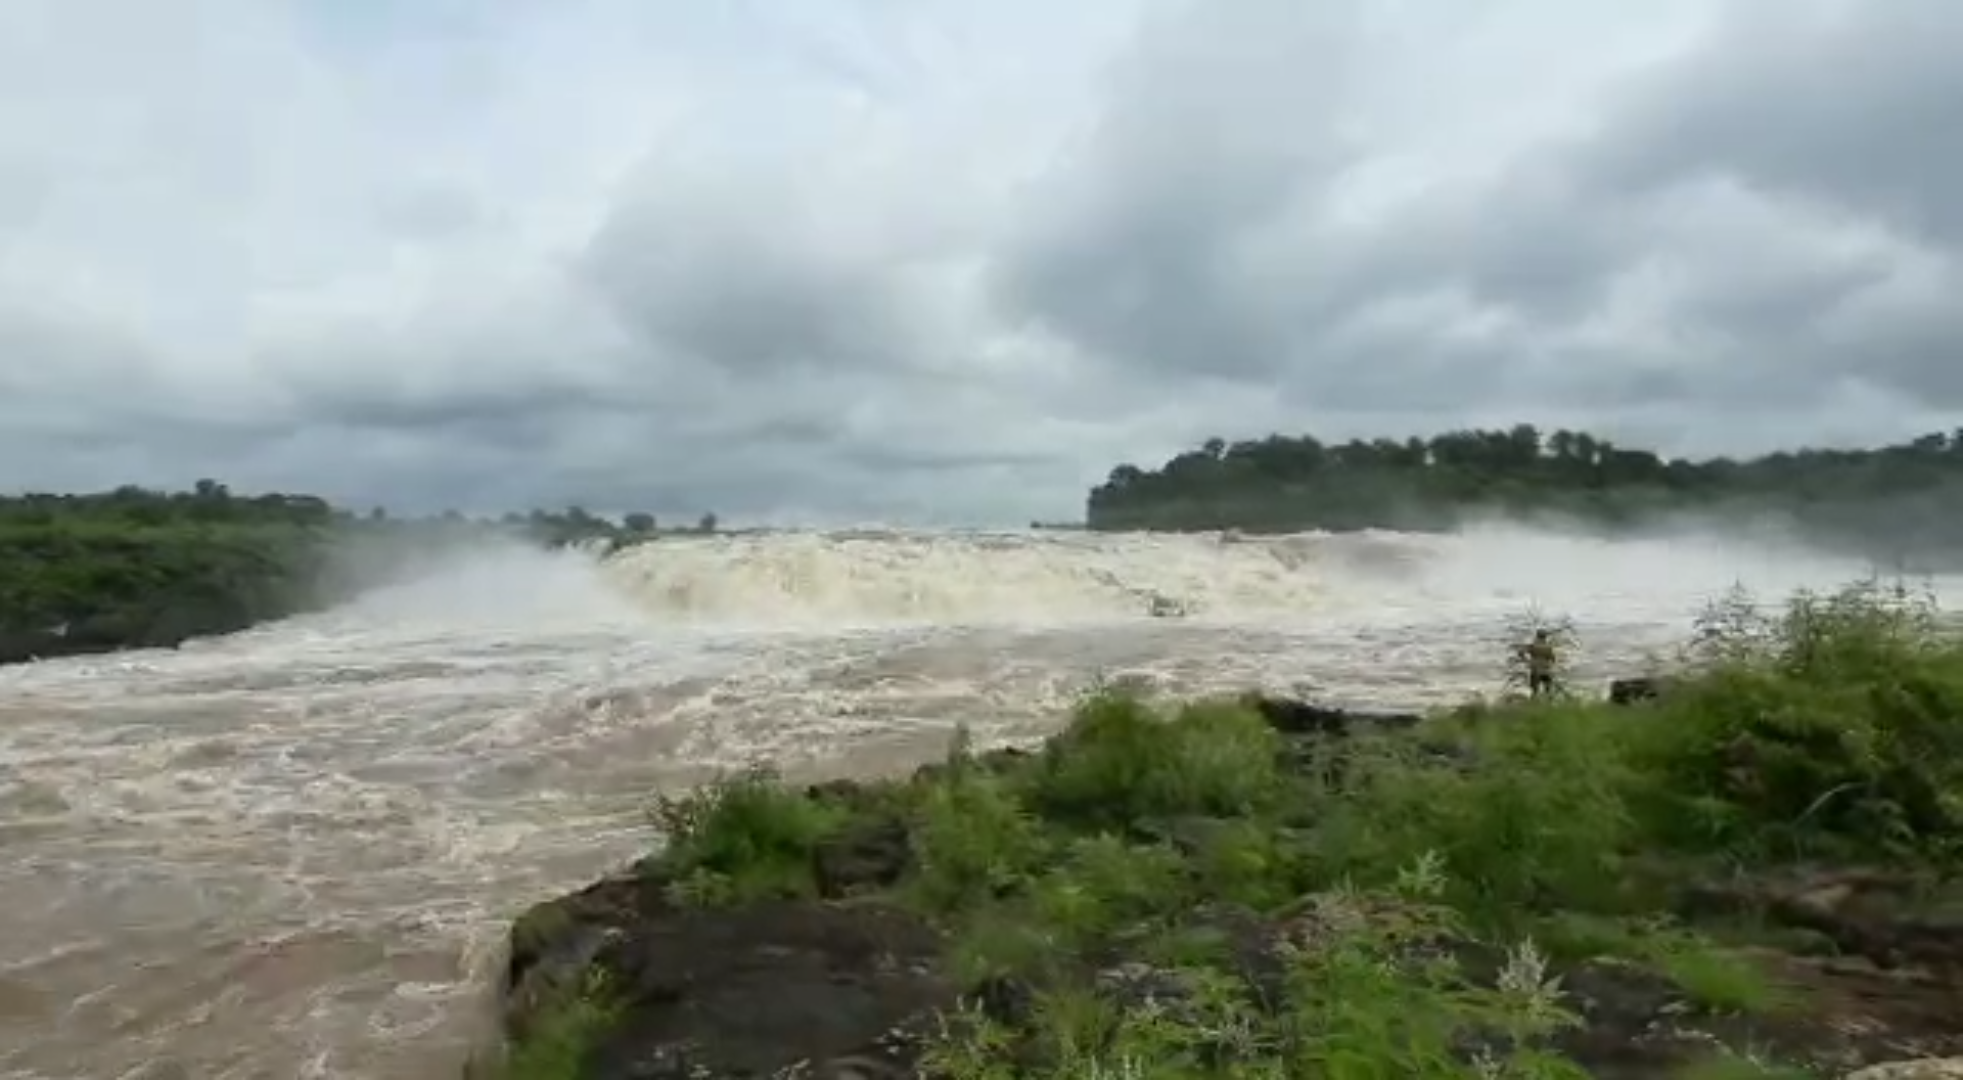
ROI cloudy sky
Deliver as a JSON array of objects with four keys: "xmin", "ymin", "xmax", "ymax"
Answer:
[{"xmin": 2, "ymin": 0, "xmax": 1958, "ymax": 524}]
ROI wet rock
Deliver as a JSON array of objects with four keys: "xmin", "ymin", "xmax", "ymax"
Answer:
[
  {"xmin": 502, "ymin": 876, "xmax": 956, "ymax": 1080},
  {"xmin": 1242, "ymin": 695, "xmax": 1423, "ymax": 736},
  {"xmin": 502, "ymin": 866, "xmax": 1963, "ymax": 1079},
  {"xmin": 586, "ymin": 901, "xmax": 953, "ymax": 1079},
  {"xmin": 1678, "ymin": 868, "xmax": 1963, "ymax": 974},
  {"xmin": 908, "ymin": 746, "xmax": 1034, "ymax": 787},
  {"xmin": 812, "ymin": 815, "xmax": 912, "ymax": 899},
  {"xmin": 1237, "ymin": 695, "xmax": 1430, "ymax": 788},
  {"xmin": 497, "ymin": 692, "xmax": 1963, "ymax": 1078},
  {"xmin": 804, "ymin": 778, "xmax": 879, "ymax": 810},
  {"xmin": 970, "ymin": 973, "xmax": 1038, "ymax": 1027},
  {"xmin": 505, "ymin": 876, "xmax": 649, "ymax": 1042},
  {"xmin": 1608, "ymin": 676, "xmax": 1670, "ymax": 705}
]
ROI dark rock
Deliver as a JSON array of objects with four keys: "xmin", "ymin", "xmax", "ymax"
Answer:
[
  {"xmin": 962, "ymin": 886, "xmax": 1963, "ymax": 1078},
  {"xmin": 496, "ymin": 688, "xmax": 1963, "ymax": 1078},
  {"xmin": 909, "ymin": 746, "xmax": 1033, "ymax": 786},
  {"xmin": 970, "ymin": 973, "xmax": 1036, "ymax": 1027},
  {"xmin": 812, "ymin": 815, "xmax": 912, "ymax": 899},
  {"xmin": 1678, "ymin": 868, "xmax": 1963, "ymax": 975},
  {"xmin": 979, "ymin": 746, "xmax": 1035, "ymax": 771},
  {"xmin": 1237, "ymin": 695, "xmax": 1428, "ymax": 790},
  {"xmin": 1243, "ymin": 695, "xmax": 1424, "ymax": 736},
  {"xmin": 502, "ymin": 875, "xmax": 956, "ymax": 1080},
  {"xmin": 1608, "ymin": 676, "xmax": 1670, "ymax": 705},
  {"xmin": 804, "ymin": 778, "xmax": 877, "ymax": 808},
  {"xmin": 587, "ymin": 901, "xmax": 953, "ymax": 1079},
  {"xmin": 501, "ymin": 865, "xmax": 1963, "ymax": 1079}
]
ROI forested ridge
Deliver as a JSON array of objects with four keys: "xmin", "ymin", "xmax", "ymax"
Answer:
[
  {"xmin": 0, "ymin": 482, "xmax": 710, "ymax": 665},
  {"xmin": 1087, "ymin": 424, "xmax": 1963, "ymax": 554}
]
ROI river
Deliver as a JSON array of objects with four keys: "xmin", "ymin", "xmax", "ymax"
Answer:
[{"xmin": 0, "ymin": 524, "xmax": 1934, "ymax": 1078}]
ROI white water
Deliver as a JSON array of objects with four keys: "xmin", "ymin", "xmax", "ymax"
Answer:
[{"xmin": 0, "ymin": 525, "xmax": 1939, "ymax": 1078}]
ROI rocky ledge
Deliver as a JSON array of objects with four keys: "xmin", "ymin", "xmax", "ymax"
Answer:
[{"xmin": 485, "ymin": 691, "xmax": 1963, "ymax": 1079}]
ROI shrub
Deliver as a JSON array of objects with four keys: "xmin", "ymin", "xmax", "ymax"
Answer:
[
  {"xmin": 1303, "ymin": 706, "xmax": 1639, "ymax": 927},
  {"xmin": 599, "ymin": 576, "xmax": 1963, "ymax": 1079},
  {"xmin": 910, "ymin": 766, "xmax": 1050, "ymax": 914},
  {"xmin": 1021, "ymin": 692, "xmax": 1290, "ymax": 832},
  {"xmin": 923, "ymin": 859, "xmax": 1592, "ymax": 1080},
  {"xmin": 1628, "ymin": 578, "xmax": 1963, "ymax": 861},
  {"xmin": 646, "ymin": 765, "xmax": 850, "ymax": 903}
]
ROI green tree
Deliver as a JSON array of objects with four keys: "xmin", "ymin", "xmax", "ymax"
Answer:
[
  {"xmin": 0, "ymin": 484, "xmax": 652, "ymax": 665},
  {"xmin": 1085, "ymin": 425, "xmax": 1963, "ymax": 565}
]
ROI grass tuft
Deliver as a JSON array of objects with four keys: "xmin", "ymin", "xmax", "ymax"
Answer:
[{"xmin": 505, "ymin": 576, "xmax": 1963, "ymax": 1077}]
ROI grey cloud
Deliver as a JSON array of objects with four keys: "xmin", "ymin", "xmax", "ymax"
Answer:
[
  {"xmin": 7, "ymin": 0, "xmax": 1963, "ymax": 522},
  {"xmin": 580, "ymin": 168, "xmax": 936, "ymax": 378},
  {"xmin": 373, "ymin": 185, "xmax": 492, "ymax": 240},
  {"xmin": 1557, "ymin": 0, "xmax": 1963, "ymax": 406},
  {"xmin": 995, "ymin": 2, "xmax": 1367, "ymax": 384},
  {"xmin": 992, "ymin": 0, "xmax": 1963, "ymax": 426},
  {"xmin": 1576, "ymin": 1, "xmax": 1963, "ymax": 246}
]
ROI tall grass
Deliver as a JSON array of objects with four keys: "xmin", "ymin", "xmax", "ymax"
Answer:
[{"xmin": 502, "ymin": 577, "xmax": 1963, "ymax": 1078}]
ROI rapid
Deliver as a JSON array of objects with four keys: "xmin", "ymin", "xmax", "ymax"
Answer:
[{"xmin": 0, "ymin": 525, "xmax": 1944, "ymax": 1078}]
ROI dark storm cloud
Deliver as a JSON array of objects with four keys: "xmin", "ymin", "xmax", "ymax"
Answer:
[
  {"xmin": 1556, "ymin": 0, "xmax": 1963, "ymax": 407},
  {"xmin": 581, "ymin": 186, "xmax": 916, "ymax": 377},
  {"xmin": 994, "ymin": 0, "xmax": 1963, "ymax": 418},
  {"xmin": 996, "ymin": 2, "xmax": 1367, "ymax": 383},
  {"xmin": 1575, "ymin": 1, "xmax": 1963, "ymax": 247},
  {"xmin": 4, "ymin": 0, "xmax": 1962, "ymax": 521}
]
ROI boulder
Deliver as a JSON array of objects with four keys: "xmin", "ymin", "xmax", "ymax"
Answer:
[{"xmin": 502, "ymin": 873, "xmax": 956, "ymax": 1079}]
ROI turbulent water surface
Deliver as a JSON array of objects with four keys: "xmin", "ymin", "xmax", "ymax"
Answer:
[{"xmin": 0, "ymin": 525, "xmax": 1945, "ymax": 1079}]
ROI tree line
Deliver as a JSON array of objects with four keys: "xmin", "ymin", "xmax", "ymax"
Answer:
[
  {"xmin": 0, "ymin": 481, "xmax": 719, "ymax": 665},
  {"xmin": 1086, "ymin": 425, "xmax": 1963, "ymax": 556}
]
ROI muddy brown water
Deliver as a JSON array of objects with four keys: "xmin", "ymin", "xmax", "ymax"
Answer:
[{"xmin": 0, "ymin": 527, "xmax": 1921, "ymax": 1078}]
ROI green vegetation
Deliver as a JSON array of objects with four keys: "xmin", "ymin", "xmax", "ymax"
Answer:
[
  {"xmin": 1087, "ymin": 425, "xmax": 1963, "ymax": 553},
  {"xmin": 0, "ymin": 483, "xmax": 341, "ymax": 664},
  {"xmin": 0, "ymin": 482, "xmax": 719, "ymax": 664},
  {"xmin": 496, "ymin": 968, "xmax": 621, "ymax": 1080},
  {"xmin": 505, "ymin": 578, "xmax": 1963, "ymax": 1077}
]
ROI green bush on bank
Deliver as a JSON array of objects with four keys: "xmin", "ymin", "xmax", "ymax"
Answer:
[
  {"xmin": 512, "ymin": 578, "xmax": 1960, "ymax": 1078},
  {"xmin": 0, "ymin": 484, "xmax": 693, "ymax": 664}
]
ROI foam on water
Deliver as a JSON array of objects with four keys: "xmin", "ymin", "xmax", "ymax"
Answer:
[{"xmin": 0, "ymin": 525, "xmax": 1942, "ymax": 1078}]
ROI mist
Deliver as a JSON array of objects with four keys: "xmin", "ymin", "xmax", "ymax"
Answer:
[
  {"xmin": 1458, "ymin": 484, "xmax": 1963, "ymax": 578},
  {"xmin": 317, "ymin": 533, "xmax": 650, "ymax": 631}
]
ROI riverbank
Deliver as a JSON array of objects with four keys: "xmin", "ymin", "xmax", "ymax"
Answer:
[
  {"xmin": 0, "ymin": 518, "xmax": 337, "ymax": 665},
  {"xmin": 488, "ymin": 580, "xmax": 1963, "ymax": 1079},
  {"xmin": 0, "ymin": 486, "xmax": 674, "ymax": 666}
]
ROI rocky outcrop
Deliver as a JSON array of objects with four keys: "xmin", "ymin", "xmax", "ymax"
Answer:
[
  {"xmin": 1241, "ymin": 694, "xmax": 1423, "ymax": 735},
  {"xmin": 489, "ymin": 695, "xmax": 1963, "ymax": 1079},
  {"xmin": 512, "ymin": 888, "xmax": 949, "ymax": 1078},
  {"xmin": 0, "ymin": 608, "xmax": 246, "ymax": 665},
  {"xmin": 500, "ymin": 783, "xmax": 952, "ymax": 1077},
  {"xmin": 499, "ymin": 868, "xmax": 1963, "ymax": 1077},
  {"xmin": 1676, "ymin": 867, "xmax": 1963, "ymax": 977},
  {"xmin": 1608, "ymin": 675, "xmax": 1667, "ymax": 705}
]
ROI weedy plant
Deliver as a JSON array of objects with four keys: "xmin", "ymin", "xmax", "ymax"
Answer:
[
  {"xmin": 495, "ymin": 968, "xmax": 620, "ymax": 1080},
  {"xmin": 645, "ymin": 763, "xmax": 852, "ymax": 905},
  {"xmin": 500, "ymin": 576, "xmax": 1961, "ymax": 1078}
]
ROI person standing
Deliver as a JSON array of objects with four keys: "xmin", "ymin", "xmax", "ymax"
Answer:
[{"xmin": 1519, "ymin": 629, "xmax": 1558, "ymax": 698}]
